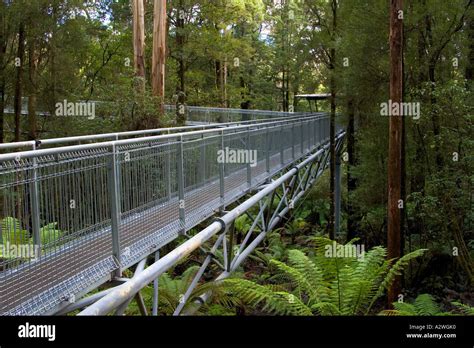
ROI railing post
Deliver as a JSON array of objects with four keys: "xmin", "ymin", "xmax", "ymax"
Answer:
[
  {"xmin": 280, "ymin": 124, "xmax": 284, "ymax": 166},
  {"xmin": 199, "ymin": 133, "xmax": 206, "ymax": 185},
  {"xmin": 265, "ymin": 127, "xmax": 270, "ymax": 174},
  {"xmin": 166, "ymin": 132, "xmax": 172, "ymax": 201},
  {"xmin": 219, "ymin": 130, "xmax": 225, "ymax": 211},
  {"xmin": 300, "ymin": 119, "xmax": 304, "ymax": 154},
  {"xmin": 247, "ymin": 127, "xmax": 252, "ymax": 188},
  {"xmin": 291, "ymin": 122, "xmax": 295, "ymax": 160},
  {"xmin": 318, "ymin": 117, "xmax": 322, "ymax": 146},
  {"xmin": 177, "ymin": 135, "xmax": 186, "ymax": 234},
  {"xmin": 30, "ymin": 142, "xmax": 41, "ymax": 252},
  {"xmin": 108, "ymin": 143, "xmax": 122, "ymax": 277},
  {"xmin": 152, "ymin": 250, "xmax": 160, "ymax": 316}
]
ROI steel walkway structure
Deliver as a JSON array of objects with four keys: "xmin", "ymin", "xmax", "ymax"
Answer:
[{"xmin": 0, "ymin": 108, "xmax": 344, "ymax": 316}]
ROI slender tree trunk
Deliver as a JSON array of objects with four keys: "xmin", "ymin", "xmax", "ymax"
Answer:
[
  {"xmin": 132, "ymin": 0, "xmax": 146, "ymax": 129},
  {"xmin": 132, "ymin": 0, "xmax": 146, "ymax": 87},
  {"xmin": 401, "ymin": 21, "xmax": 407, "ymax": 270},
  {"xmin": 28, "ymin": 39, "xmax": 38, "ymax": 140},
  {"xmin": 346, "ymin": 99, "xmax": 357, "ymax": 240},
  {"xmin": 0, "ymin": 79, "xmax": 4, "ymax": 143},
  {"xmin": 466, "ymin": 9, "xmax": 474, "ymax": 84},
  {"xmin": 219, "ymin": 57, "xmax": 227, "ymax": 108},
  {"xmin": 0, "ymin": 3, "xmax": 5, "ymax": 143},
  {"xmin": 14, "ymin": 22, "xmax": 25, "ymax": 142},
  {"xmin": 328, "ymin": 0, "xmax": 337, "ymax": 239},
  {"xmin": 152, "ymin": 0, "xmax": 167, "ymax": 114},
  {"xmin": 176, "ymin": 0, "xmax": 185, "ymax": 94},
  {"xmin": 387, "ymin": 0, "xmax": 403, "ymax": 307}
]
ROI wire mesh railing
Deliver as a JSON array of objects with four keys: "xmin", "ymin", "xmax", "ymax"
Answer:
[
  {"xmin": 165, "ymin": 105, "xmax": 310, "ymax": 123},
  {"xmin": 0, "ymin": 106, "xmax": 309, "ymax": 153},
  {"xmin": 0, "ymin": 111, "xmax": 339, "ymax": 315}
]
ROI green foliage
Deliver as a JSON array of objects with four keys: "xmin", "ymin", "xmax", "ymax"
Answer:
[
  {"xmin": 1, "ymin": 217, "xmax": 29, "ymax": 245},
  {"xmin": 218, "ymin": 239, "xmax": 427, "ymax": 315},
  {"xmin": 39, "ymin": 222, "xmax": 63, "ymax": 247},
  {"xmin": 126, "ymin": 264, "xmax": 238, "ymax": 316},
  {"xmin": 234, "ymin": 215, "xmax": 251, "ymax": 235},
  {"xmin": 381, "ymin": 294, "xmax": 474, "ymax": 316},
  {"xmin": 0, "ymin": 217, "xmax": 64, "ymax": 259}
]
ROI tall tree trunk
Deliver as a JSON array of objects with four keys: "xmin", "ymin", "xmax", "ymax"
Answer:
[
  {"xmin": 13, "ymin": 22, "xmax": 25, "ymax": 142},
  {"xmin": 0, "ymin": 2, "xmax": 6, "ymax": 143},
  {"xmin": 346, "ymin": 99, "xmax": 357, "ymax": 240},
  {"xmin": 132, "ymin": 0, "xmax": 146, "ymax": 88},
  {"xmin": 466, "ymin": 8, "xmax": 474, "ymax": 84},
  {"xmin": 387, "ymin": 0, "xmax": 403, "ymax": 307},
  {"xmin": 219, "ymin": 58, "xmax": 227, "ymax": 108},
  {"xmin": 328, "ymin": 0, "xmax": 337, "ymax": 239},
  {"xmin": 152, "ymin": 0, "xmax": 167, "ymax": 114},
  {"xmin": 132, "ymin": 0, "xmax": 146, "ymax": 129},
  {"xmin": 0, "ymin": 78, "xmax": 4, "ymax": 143},
  {"xmin": 28, "ymin": 39, "xmax": 38, "ymax": 140},
  {"xmin": 425, "ymin": 14, "xmax": 443, "ymax": 170},
  {"xmin": 176, "ymin": 0, "xmax": 185, "ymax": 94}
]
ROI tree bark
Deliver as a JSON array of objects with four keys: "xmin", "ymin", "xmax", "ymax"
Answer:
[
  {"xmin": 328, "ymin": 0, "xmax": 337, "ymax": 239},
  {"xmin": 387, "ymin": 0, "xmax": 403, "ymax": 307},
  {"xmin": 176, "ymin": 0, "xmax": 185, "ymax": 94},
  {"xmin": 14, "ymin": 22, "xmax": 25, "ymax": 142},
  {"xmin": 0, "ymin": 2, "xmax": 6, "ymax": 143},
  {"xmin": 28, "ymin": 38, "xmax": 38, "ymax": 140},
  {"xmin": 152, "ymin": 0, "xmax": 167, "ymax": 114},
  {"xmin": 346, "ymin": 99, "xmax": 357, "ymax": 240},
  {"xmin": 132, "ymin": 0, "xmax": 146, "ymax": 86},
  {"xmin": 467, "ymin": 10, "xmax": 474, "ymax": 83}
]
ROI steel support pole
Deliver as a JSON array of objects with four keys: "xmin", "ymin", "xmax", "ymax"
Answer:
[
  {"xmin": 219, "ymin": 130, "xmax": 225, "ymax": 211},
  {"xmin": 246, "ymin": 127, "xmax": 252, "ymax": 188},
  {"xmin": 177, "ymin": 136, "xmax": 186, "ymax": 233},
  {"xmin": 165, "ymin": 132, "xmax": 172, "ymax": 200},
  {"xmin": 300, "ymin": 120, "xmax": 304, "ymax": 154},
  {"xmin": 30, "ymin": 142, "xmax": 41, "ymax": 251},
  {"xmin": 265, "ymin": 127, "xmax": 270, "ymax": 174},
  {"xmin": 291, "ymin": 123, "xmax": 295, "ymax": 160},
  {"xmin": 152, "ymin": 250, "xmax": 160, "ymax": 316},
  {"xmin": 108, "ymin": 144, "xmax": 122, "ymax": 276},
  {"xmin": 318, "ymin": 118, "xmax": 322, "ymax": 146},
  {"xmin": 199, "ymin": 134, "xmax": 206, "ymax": 184},
  {"xmin": 280, "ymin": 124, "xmax": 284, "ymax": 166}
]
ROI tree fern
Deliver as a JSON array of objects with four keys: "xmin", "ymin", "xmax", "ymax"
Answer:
[{"xmin": 217, "ymin": 241, "xmax": 427, "ymax": 316}]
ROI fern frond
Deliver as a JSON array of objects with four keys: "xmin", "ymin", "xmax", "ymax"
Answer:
[
  {"xmin": 413, "ymin": 294, "xmax": 440, "ymax": 316},
  {"xmin": 452, "ymin": 302, "xmax": 474, "ymax": 315},
  {"xmin": 286, "ymin": 249, "xmax": 329, "ymax": 302},
  {"xmin": 368, "ymin": 248, "xmax": 428, "ymax": 311},
  {"xmin": 221, "ymin": 278, "xmax": 312, "ymax": 315}
]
